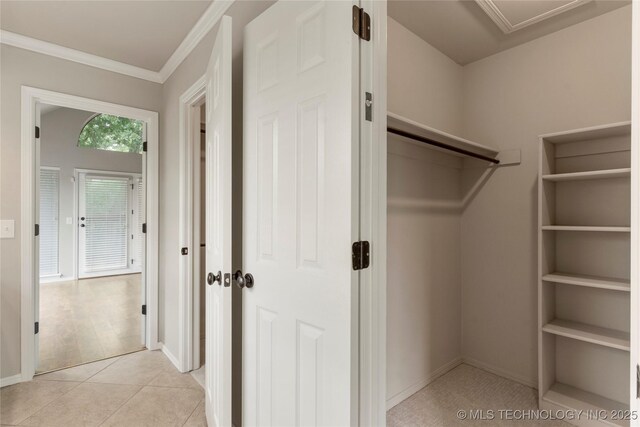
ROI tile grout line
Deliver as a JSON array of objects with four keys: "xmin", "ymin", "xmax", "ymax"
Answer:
[
  {"xmin": 181, "ymin": 395, "xmax": 205, "ymax": 426},
  {"xmin": 15, "ymin": 354, "xmax": 130, "ymax": 425},
  {"xmin": 96, "ymin": 384, "xmax": 145, "ymax": 427}
]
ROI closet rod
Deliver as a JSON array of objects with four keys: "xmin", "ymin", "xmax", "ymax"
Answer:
[{"xmin": 387, "ymin": 127, "xmax": 500, "ymax": 164}]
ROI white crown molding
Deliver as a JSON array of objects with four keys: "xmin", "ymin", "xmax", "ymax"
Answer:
[
  {"xmin": 475, "ymin": 0, "xmax": 592, "ymax": 34},
  {"xmin": 0, "ymin": 0, "xmax": 234, "ymax": 84},
  {"xmin": 158, "ymin": 0, "xmax": 234, "ymax": 82},
  {"xmin": 0, "ymin": 30, "xmax": 162, "ymax": 83}
]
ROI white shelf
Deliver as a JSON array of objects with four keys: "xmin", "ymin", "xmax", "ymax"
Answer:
[
  {"xmin": 542, "ymin": 319, "xmax": 630, "ymax": 351},
  {"xmin": 542, "ymin": 225, "xmax": 631, "ymax": 232},
  {"xmin": 540, "ymin": 122, "xmax": 631, "ymax": 144},
  {"xmin": 542, "ymin": 272, "xmax": 630, "ymax": 292},
  {"xmin": 542, "ymin": 168, "xmax": 631, "ymax": 182},
  {"xmin": 387, "ymin": 112, "xmax": 499, "ymax": 159},
  {"xmin": 542, "ymin": 383, "xmax": 629, "ymax": 427}
]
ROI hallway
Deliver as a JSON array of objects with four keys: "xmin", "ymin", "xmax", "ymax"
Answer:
[{"xmin": 1, "ymin": 350, "xmax": 205, "ymax": 426}]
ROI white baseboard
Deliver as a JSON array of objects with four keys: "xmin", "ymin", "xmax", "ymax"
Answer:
[
  {"xmin": 386, "ymin": 357, "xmax": 463, "ymax": 410},
  {"xmin": 1, "ymin": 374, "xmax": 23, "ymax": 388},
  {"xmin": 462, "ymin": 357, "xmax": 537, "ymax": 389},
  {"xmin": 161, "ymin": 344, "xmax": 181, "ymax": 371}
]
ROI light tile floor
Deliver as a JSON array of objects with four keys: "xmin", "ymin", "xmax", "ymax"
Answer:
[
  {"xmin": 388, "ymin": 364, "xmax": 570, "ymax": 427},
  {"xmin": 1, "ymin": 350, "xmax": 206, "ymax": 427},
  {"xmin": 38, "ymin": 274, "xmax": 144, "ymax": 373}
]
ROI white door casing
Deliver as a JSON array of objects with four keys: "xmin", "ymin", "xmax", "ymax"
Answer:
[
  {"xmin": 243, "ymin": 2, "xmax": 360, "ymax": 426},
  {"xmin": 204, "ymin": 15, "xmax": 233, "ymax": 427}
]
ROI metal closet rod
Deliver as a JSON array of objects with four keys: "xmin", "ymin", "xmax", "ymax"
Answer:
[{"xmin": 387, "ymin": 127, "xmax": 500, "ymax": 164}]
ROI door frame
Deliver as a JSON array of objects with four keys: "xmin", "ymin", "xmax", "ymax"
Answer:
[
  {"xmin": 20, "ymin": 86, "xmax": 160, "ymax": 382},
  {"xmin": 177, "ymin": 75, "xmax": 207, "ymax": 373},
  {"xmin": 359, "ymin": 0, "xmax": 387, "ymax": 425},
  {"xmin": 75, "ymin": 168, "xmax": 143, "ymax": 279},
  {"xmin": 630, "ymin": 0, "xmax": 639, "ymax": 415}
]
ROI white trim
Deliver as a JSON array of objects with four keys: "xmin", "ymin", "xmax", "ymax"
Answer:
[
  {"xmin": 630, "ymin": 0, "xmax": 640, "ymax": 416},
  {"xmin": 462, "ymin": 357, "xmax": 537, "ymax": 389},
  {"xmin": 161, "ymin": 344, "xmax": 181, "ymax": 371},
  {"xmin": 386, "ymin": 358, "xmax": 463, "ymax": 410},
  {"xmin": 0, "ymin": 1, "xmax": 234, "ymax": 84},
  {"xmin": 21, "ymin": 86, "xmax": 160, "ymax": 384},
  {"xmin": 474, "ymin": 0, "xmax": 592, "ymax": 34},
  {"xmin": 40, "ymin": 276, "xmax": 73, "ymax": 285},
  {"xmin": 359, "ymin": 0, "xmax": 387, "ymax": 425},
  {"xmin": 1, "ymin": 30, "xmax": 162, "ymax": 83},
  {"xmin": 158, "ymin": 1, "xmax": 234, "ymax": 82},
  {"xmin": 0, "ymin": 374, "xmax": 23, "ymax": 388},
  {"xmin": 178, "ymin": 75, "xmax": 207, "ymax": 373}
]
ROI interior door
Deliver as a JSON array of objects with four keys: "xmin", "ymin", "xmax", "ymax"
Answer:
[
  {"xmin": 242, "ymin": 2, "xmax": 360, "ymax": 425},
  {"xmin": 204, "ymin": 15, "xmax": 233, "ymax": 427}
]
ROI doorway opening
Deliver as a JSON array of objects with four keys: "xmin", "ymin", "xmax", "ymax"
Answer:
[
  {"xmin": 36, "ymin": 106, "xmax": 147, "ymax": 374},
  {"xmin": 191, "ymin": 102, "xmax": 207, "ymax": 386}
]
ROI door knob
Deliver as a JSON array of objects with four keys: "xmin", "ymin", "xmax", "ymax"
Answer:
[
  {"xmin": 207, "ymin": 271, "xmax": 222, "ymax": 286},
  {"xmin": 233, "ymin": 270, "xmax": 254, "ymax": 289}
]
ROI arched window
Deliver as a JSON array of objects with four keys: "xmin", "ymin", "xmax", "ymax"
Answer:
[{"xmin": 78, "ymin": 114, "xmax": 144, "ymax": 153}]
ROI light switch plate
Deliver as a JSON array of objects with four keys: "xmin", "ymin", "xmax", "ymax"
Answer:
[{"xmin": 1, "ymin": 220, "xmax": 15, "ymax": 239}]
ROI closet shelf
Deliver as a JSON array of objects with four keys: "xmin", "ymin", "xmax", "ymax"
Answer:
[
  {"xmin": 542, "ymin": 168, "xmax": 631, "ymax": 182},
  {"xmin": 541, "ymin": 225, "xmax": 631, "ymax": 232},
  {"xmin": 542, "ymin": 319, "xmax": 630, "ymax": 352},
  {"xmin": 542, "ymin": 383, "xmax": 629, "ymax": 427},
  {"xmin": 542, "ymin": 272, "xmax": 630, "ymax": 292},
  {"xmin": 387, "ymin": 112, "xmax": 500, "ymax": 163}
]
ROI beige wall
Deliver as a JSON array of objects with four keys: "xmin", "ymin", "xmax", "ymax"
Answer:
[
  {"xmin": 0, "ymin": 45, "xmax": 162, "ymax": 379},
  {"xmin": 460, "ymin": 5, "xmax": 632, "ymax": 385},
  {"xmin": 40, "ymin": 107, "xmax": 143, "ymax": 280},
  {"xmin": 388, "ymin": 17, "xmax": 464, "ymax": 136},
  {"xmin": 387, "ymin": 17, "xmax": 465, "ymax": 405}
]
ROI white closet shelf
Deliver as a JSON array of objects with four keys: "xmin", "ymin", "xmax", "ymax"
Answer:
[
  {"xmin": 540, "ymin": 121, "xmax": 631, "ymax": 144},
  {"xmin": 541, "ymin": 225, "xmax": 631, "ymax": 232},
  {"xmin": 542, "ymin": 168, "xmax": 631, "ymax": 182},
  {"xmin": 387, "ymin": 112, "xmax": 499, "ymax": 159},
  {"xmin": 542, "ymin": 272, "xmax": 630, "ymax": 292},
  {"xmin": 542, "ymin": 383, "xmax": 629, "ymax": 427},
  {"xmin": 542, "ymin": 319, "xmax": 630, "ymax": 351}
]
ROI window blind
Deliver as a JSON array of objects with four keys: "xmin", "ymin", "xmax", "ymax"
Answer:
[
  {"xmin": 39, "ymin": 168, "xmax": 59, "ymax": 277},
  {"xmin": 84, "ymin": 176, "xmax": 129, "ymax": 272},
  {"xmin": 135, "ymin": 177, "xmax": 144, "ymax": 267}
]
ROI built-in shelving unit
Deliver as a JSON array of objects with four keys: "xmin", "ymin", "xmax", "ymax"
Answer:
[{"xmin": 538, "ymin": 122, "xmax": 631, "ymax": 426}]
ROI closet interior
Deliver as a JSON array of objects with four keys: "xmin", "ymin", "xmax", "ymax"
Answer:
[{"xmin": 385, "ymin": 1, "xmax": 632, "ymax": 425}]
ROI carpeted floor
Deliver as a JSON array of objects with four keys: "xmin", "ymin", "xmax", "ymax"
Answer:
[{"xmin": 387, "ymin": 364, "xmax": 570, "ymax": 426}]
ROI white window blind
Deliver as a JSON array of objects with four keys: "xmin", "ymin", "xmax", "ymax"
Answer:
[
  {"xmin": 39, "ymin": 168, "xmax": 59, "ymax": 277},
  {"xmin": 84, "ymin": 176, "xmax": 129, "ymax": 272},
  {"xmin": 133, "ymin": 177, "xmax": 144, "ymax": 267}
]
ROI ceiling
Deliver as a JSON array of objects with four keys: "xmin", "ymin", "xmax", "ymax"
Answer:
[
  {"xmin": 388, "ymin": 0, "xmax": 630, "ymax": 65},
  {"xmin": 0, "ymin": 0, "xmax": 212, "ymax": 71}
]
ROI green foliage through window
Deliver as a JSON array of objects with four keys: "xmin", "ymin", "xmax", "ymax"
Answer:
[{"xmin": 78, "ymin": 114, "xmax": 143, "ymax": 153}]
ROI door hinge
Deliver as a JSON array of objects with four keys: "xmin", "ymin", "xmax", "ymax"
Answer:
[
  {"xmin": 142, "ymin": 304, "xmax": 147, "ymax": 315},
  {"xmin": 352, "ymin": 5, "xmax": 371, "ymax": 41},
  {"xmin": 142, "ymin": 142, "xmax": 148, "ymax": 152},
  {"xmin": 352, "ymin": 241, "xmax": 370, "ymax": 271},
  {"xmin": 365, "ymin": 92, "xmax": 373, "ymax": 122},
  {"xmin": 181, "ymin": 247, "xmax": 188, "ymax": 255},
  {"xmin": 34, "ymin": 321, "xmax": 39, "ymax": 334},
  {"xmin": 131, "ymin": 184, "xmax": 134, "ymax": 190},
  {"xmin": 131, "ymin": 259, "xmax": 134, "ymax": 265},
  {"xmin": 35, "ymin": 224, "xmax": 39, "ymax": 237},
  {"xmin": 636, "ymin": 364, "xmax": 639, "ymax": 399},
  {"xmin": 142, "ymin": 223, "xmax": 147, "ymax": 234},
  {"xmin": 35, "ymin": 126, "xmax": 40, "ymax": 139}
]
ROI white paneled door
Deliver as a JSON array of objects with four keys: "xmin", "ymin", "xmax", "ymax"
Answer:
[
  {"xmin": 204, "ymin": 15, "xmax": 233, "ymax": 427},
  {"xmin": 243, "ymin": 1, "xmax": 360, "ymax": 425}
]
